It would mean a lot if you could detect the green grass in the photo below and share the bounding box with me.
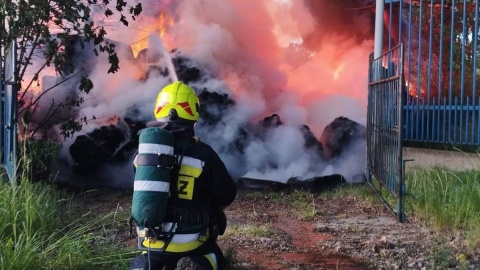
[0,137,136,269]
[238,184,379,221]
[239,189,320,221]
[238,174,480,251]
[406,167,480,248]
[319,183,378,201]
[5,137,480,268]
[223,224,275,238]
[0,177,135,270]
[361,166,480,249]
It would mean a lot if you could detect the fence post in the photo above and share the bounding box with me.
[374,0,385,59]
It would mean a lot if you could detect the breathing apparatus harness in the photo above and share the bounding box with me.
[134,145,186,250]
[129,132,207,251]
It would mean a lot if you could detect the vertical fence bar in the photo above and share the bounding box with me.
[367,54,372,179]
[443,97,447,143]
[437,97,441,142]
[427,0,434,141]
[375,0,385,58]
[438,0,445,142]
[0,41,3,162]
[437,97,440,142]
[454,96,458,143]
[472,0,479,144]
[10,84,17,183]
[478,97,480,144]
[466,96,470,144]
[399,0,403,44]
[417,0,424,141]
[459,0,467,144]
[407,1,414,140]
[432,97,436,141]
[400,0,407,142]
[438,0,445,102]
[448,0,456,143]
[3,40,18,185]
[389,0,393,50]
[397,44,405,222]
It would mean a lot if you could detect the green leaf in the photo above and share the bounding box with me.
[4,0,142,138]
[94,28,107,45]
[104,8,113,17]
[60,118,83,139]
[119,14,128,26]
[107,53,120,73]
[79,77,94,94]
[116,0,127,12]
[131,3,142,16]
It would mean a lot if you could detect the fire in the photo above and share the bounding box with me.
[405,81,427,98]
[130,10,174,58]
[21,68,59,96]
[130,42,147,58]
[24,81,42,95]
[157,10,174,37]
[20,0,379,188]
[333,62,345,80]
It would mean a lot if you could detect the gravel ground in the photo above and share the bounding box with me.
[72,187,479,270]
[218,189,480,270]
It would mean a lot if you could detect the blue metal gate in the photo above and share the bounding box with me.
[1,41,18,185]
[367,44,406,222]
[383,0,480,146]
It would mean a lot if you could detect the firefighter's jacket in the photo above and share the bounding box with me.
[137,136,237,253]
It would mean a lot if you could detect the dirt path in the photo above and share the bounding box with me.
[218,189,479,270]
[220,192,376,269]
[75,188,479,269]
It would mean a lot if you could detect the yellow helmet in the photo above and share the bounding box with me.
[154,81,200,123]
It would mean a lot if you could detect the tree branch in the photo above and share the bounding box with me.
[18,68,87,116]
[29,99,66,137]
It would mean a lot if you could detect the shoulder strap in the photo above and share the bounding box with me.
[170,137,198,219]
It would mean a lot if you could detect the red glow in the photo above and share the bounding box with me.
[68,0,375,136]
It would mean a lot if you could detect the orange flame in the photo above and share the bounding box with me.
[130,10,174,58]
[332,62,345,80]
[157,10,174,37]
[405,80,428,98]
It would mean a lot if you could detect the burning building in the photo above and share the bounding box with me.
[33,0,376,188]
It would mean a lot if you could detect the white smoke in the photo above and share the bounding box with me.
[44,0,373,186]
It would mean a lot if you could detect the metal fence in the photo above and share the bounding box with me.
[367,44,406,222]
[385,0,480,145]
[1,41,18,185]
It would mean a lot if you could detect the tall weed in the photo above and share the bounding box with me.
[407,167,480,248]
[0,178,135,270]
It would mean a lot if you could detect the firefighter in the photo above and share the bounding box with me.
[130,81,237,270]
